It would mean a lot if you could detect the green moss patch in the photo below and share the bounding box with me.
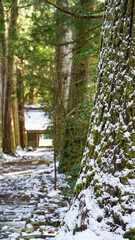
[123,229,135,240]
[120,176,128,185]
[97,216,103,222]
[75,183,85,195]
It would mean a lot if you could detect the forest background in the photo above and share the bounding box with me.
[0,0,104,191]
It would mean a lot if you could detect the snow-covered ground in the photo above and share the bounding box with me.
[1,147,53,163]
[0,148,71,240]
[55,228,126,240]
[0,148,133,240]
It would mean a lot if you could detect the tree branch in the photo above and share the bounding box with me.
[63,31,101,58]
[57,24,102,46]
[44,0,103,19]
[17,4,33,9]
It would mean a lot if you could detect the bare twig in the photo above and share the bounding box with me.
[71,115,89,124]
[67,107,76,117]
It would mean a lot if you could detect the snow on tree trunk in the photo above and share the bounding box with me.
[55,0,135,239]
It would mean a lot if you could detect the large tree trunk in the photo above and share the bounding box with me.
[55,0,72,153]
[56,0,135,238]
[2,0,20,154]
[55,0,72,108]
[68,0,94,110]
[60,0,95,173]
[11,63,20,148]
[0,0,6,153]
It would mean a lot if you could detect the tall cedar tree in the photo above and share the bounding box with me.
[55,0,72,154]
[56,0,135,238]
[59,0,97,175]
[0,62,2,153]
[0,0,6,153]
[2,0,20,154]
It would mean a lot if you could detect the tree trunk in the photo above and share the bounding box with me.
[0,0,6,153]
[68,0,94,110]
[0,62,2,153]
[2,0,19,154]
[54,87,57,190]
[11,63,20,148]
[55,0,72,108]
[55,0,72,153]
[29,85,35,105]
[56,0,135,238]
[17,68,26,149]
[60,0,95,173]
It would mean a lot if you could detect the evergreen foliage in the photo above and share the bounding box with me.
[0,0,103,181]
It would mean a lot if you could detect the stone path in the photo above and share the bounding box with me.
[0,148,71,240]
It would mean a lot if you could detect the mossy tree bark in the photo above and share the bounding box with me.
[58,0,135,237]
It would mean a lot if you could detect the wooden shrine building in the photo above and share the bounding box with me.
[24,105,52,147]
